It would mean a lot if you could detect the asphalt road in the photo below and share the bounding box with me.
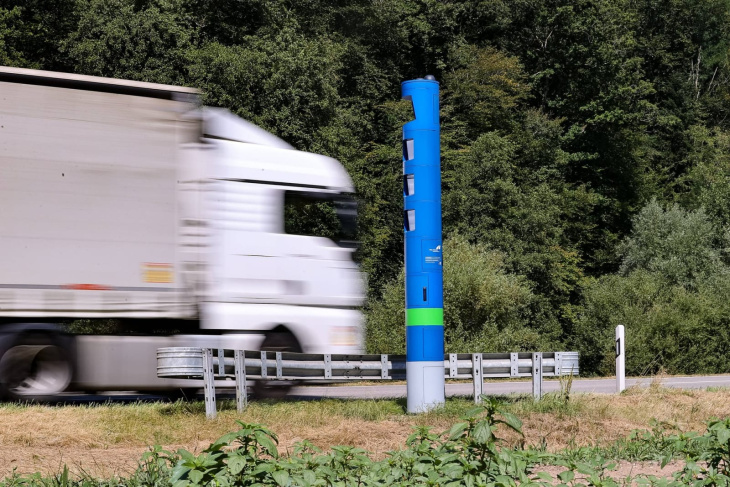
[288,374,730,400]
[24,374,730,404]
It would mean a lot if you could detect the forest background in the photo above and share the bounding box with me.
[3,0,730,377]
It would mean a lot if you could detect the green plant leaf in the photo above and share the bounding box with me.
[255,430,279,458]
[715,426,730,445]
[558,470,574,482]
[495,474,515,486]
[178,449,196,463]
[447,422,469,440]
[188,469,204,485]
[209,432,237,452]
[472,420,493,445]
[576,463,595,475]
[303,470,316,484]
[463,407,484,419]
[500,412,523,434]
[171,465,192,483]
[272,470,290,486]
[228,455,246,475]
[252,463,275,475]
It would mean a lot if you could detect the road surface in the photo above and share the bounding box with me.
[30,375,730,404]
[288,375,730,400]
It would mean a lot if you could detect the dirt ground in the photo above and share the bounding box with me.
[538,461,686,482]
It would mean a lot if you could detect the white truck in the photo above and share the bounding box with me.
[0,66,365,399]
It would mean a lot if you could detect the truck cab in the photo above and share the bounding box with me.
[180,108,365,354]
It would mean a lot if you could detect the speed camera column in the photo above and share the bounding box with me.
[402,76,445,413]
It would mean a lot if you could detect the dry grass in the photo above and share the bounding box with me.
[510,385,730,450]
[1,386,730,478]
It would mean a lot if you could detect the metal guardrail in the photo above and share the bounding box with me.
[157,348,579,419]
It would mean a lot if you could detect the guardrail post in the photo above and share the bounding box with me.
[260,351,268,379]
[217,348,225,376]
[275,352,283,379]
[449,354,458,378]
[531,352,543,400]
[510,352,519,378]
[324,354,332,379]
[234,350,247,412]
[472,353,483,403]
[202,348,217,419]
[381,355,388,379]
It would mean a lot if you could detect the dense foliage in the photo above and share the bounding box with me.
[3,0,730,375]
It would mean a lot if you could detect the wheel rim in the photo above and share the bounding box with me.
[0,345,72,396]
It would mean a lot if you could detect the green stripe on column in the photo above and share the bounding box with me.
[406,308,443,326]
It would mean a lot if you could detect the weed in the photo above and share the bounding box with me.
[558,364,576,403]
[706,387,730,393]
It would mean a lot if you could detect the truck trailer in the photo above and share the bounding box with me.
[0,66,365,399]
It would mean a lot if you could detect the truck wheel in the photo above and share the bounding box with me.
[253,331,301,400]
[0,333,73,400]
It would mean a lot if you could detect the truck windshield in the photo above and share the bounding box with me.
[284,191,358,248]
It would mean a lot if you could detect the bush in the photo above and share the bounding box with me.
[619,200,726,288]
[574,200,730,376]
[366,235,561,354]
[575,271,730,375]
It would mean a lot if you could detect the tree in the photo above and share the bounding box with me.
[186,28,344,151]
[62,0,195,85]
[619,200,725,288]
[0,0,79,70]
[681,126,730,231]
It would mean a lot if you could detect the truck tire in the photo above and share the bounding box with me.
[252,331,301,400]
[0,332,73,400]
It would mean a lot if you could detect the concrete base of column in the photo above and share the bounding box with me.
[407,360,445,413]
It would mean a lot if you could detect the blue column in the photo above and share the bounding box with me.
[402,76,445,412]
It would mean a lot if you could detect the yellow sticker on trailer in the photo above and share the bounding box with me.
[142,263,173,283]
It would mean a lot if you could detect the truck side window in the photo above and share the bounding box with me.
[284,191,357,247]
[284,191,340,239]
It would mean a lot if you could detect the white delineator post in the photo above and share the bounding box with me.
[616,325,625,393]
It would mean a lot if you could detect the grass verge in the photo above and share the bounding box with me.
[1,386,730,479]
